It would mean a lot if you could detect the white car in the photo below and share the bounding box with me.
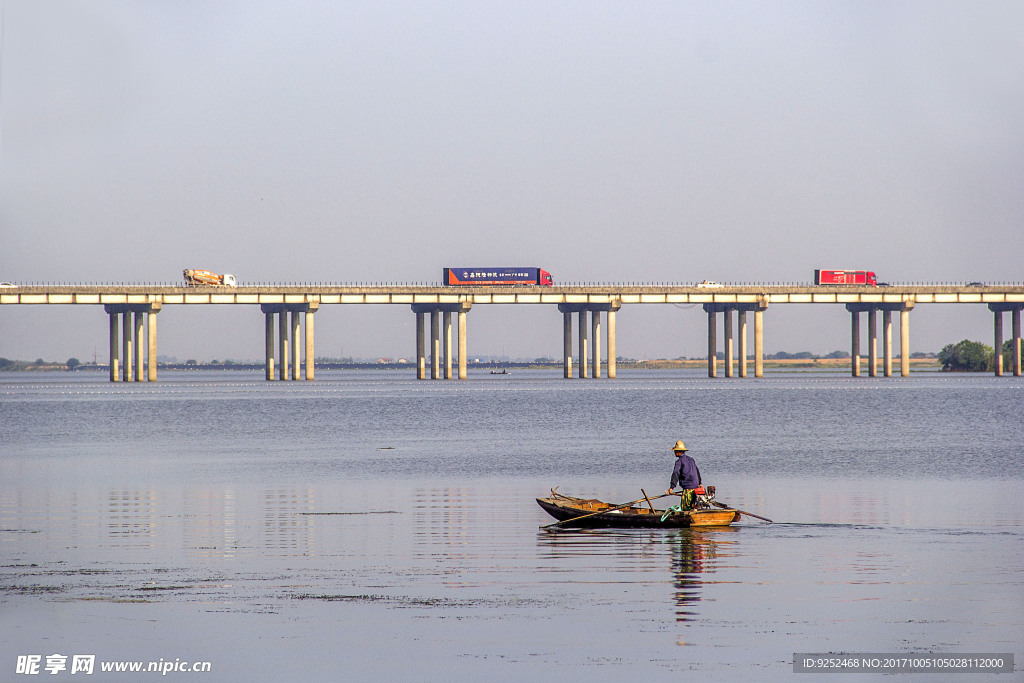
[696,280,722,288]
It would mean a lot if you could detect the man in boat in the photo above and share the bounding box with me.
[665,440,701,510]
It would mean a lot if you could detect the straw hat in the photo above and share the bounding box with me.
[671,440,688,452]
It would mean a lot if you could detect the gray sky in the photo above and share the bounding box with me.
[2,1,1022,363]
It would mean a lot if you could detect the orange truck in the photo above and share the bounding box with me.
[183,269,237,287]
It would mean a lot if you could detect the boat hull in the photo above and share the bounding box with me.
[537,495,740,529]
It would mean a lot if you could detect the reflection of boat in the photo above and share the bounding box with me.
[537,491,739,529]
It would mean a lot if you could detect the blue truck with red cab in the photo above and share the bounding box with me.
[443,268,553,286]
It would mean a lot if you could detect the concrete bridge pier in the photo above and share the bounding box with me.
[278,312,289,380]
[1016,309,1023,377]
[261,303,318,381]
[989,303,1024,376]
[850,307,861,377]
[578,310,589,378]
[882,302,915,377]
[558,302,620,379]
[724,309,734,378]
[122,313,134,382]
[415,311,425,379]
[562,311,573,378]
[108,309,119,381]
[264,313,275,380]
[412,302,471,379]
[443,311,453,380]
[883,310,893,377]
[607,307,617,379]
[738,310,748,378]
[703,301,768,378]
[847,302,914,377]
[105,303,160,382]
[868,309,878,377]
[754,309,764,378]
[706,306,717,377]
[431,310,441,380]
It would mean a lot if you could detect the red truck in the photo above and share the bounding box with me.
[814,269,877,287]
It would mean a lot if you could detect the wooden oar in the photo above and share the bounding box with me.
[712,500,773,524]
[541,492,674,529]
[640,489,655,512]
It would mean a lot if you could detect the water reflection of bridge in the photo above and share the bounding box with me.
[4,283,1022,381]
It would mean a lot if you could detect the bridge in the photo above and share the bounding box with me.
[3,283,1022,381]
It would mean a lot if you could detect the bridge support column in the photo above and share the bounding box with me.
[900,307,911,377]
[105,304,159,382]
[415,312,425,379]
[868,309,878,377]
[850,309,861,377]
[848,301,913,378]
[724,309,734,378]
[412,302,471,380]
[578,310,589,378]
[305,308,315,381]
[278,310,290,380]
[706,307,717,378]
[994,306,1004,377]
[1014,309,1022,377]
[147,306,159,382]
[877,310,889,373]
[431,310,441,380]
[558,302,620,379]
[122,312,134,382]
[458,308,468,380]
[562,311,573,378]
[134,313,144,381]
[754,309,764,378]
[261,302,317,381]
[988,304,1024,377]
[443,311,453,380]
[704,301,766,379]
[108,310,120,382]
[290,312,301,381]
[607,308,617,379]
[265,311,276,380]
[738,310,748,378]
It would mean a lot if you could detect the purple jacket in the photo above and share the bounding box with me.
[669,453,701,490]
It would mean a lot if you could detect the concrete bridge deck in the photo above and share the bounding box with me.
[3,283,1022,381]
[4,283,1024,306]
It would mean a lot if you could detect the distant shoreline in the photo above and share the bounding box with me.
[3,358,943,372]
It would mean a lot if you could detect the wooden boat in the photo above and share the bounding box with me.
[537,491,740,529]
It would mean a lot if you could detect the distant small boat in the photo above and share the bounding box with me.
[537,491,740,529]
[490,369,510,375]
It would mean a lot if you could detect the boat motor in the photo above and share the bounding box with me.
[693,485,715,510]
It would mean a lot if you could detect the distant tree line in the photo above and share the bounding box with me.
[766,350,848,360]
[1,357,81,371]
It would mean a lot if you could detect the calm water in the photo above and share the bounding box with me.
[1,370,1022,680]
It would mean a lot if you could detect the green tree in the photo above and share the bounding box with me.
[937,340,992,372]
[66,358,81,371]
